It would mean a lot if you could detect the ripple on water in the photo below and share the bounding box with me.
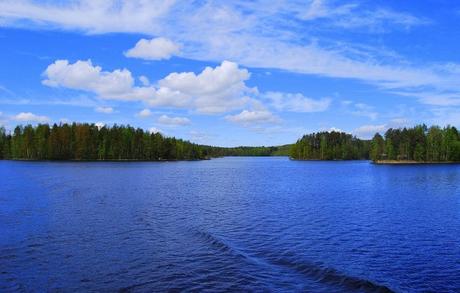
[0,158,459,292]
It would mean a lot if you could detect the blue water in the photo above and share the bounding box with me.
[0,157,459,292]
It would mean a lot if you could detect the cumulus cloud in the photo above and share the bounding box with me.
[42,59,154,101]
[125,37,180,60]
[42,59,254,114]
[4,1,459,108]
[137,108,152,118]
[139,75,150,86]
[94,106,113,113]
[225,110,280,126]
[264,91,331,112]
[12,112,50,123]
[158,60,255,113]
[157,114,191,126]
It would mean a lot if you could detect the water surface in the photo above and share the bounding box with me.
[1,157,459,292]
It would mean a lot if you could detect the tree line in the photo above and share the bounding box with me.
[204,144,291,157]
[370,125,460,162]
[0,124,208,161]
[2,123,460,162]
[0,123,290,161]
[290,131,370,160]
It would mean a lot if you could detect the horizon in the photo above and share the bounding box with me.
[5,121,459,149]
[1,1,460,147]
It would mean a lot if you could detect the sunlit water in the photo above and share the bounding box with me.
[1,157,459,292]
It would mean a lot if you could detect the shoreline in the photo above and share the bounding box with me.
[1,158,211,162]
[373,160,460,165]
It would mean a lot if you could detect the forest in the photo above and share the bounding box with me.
[370,125,460,162]
[205,144,291,157]
[290,131,370,160]
[0,123,289,161]
[2,123,460,162]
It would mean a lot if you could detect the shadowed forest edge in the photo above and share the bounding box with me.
[1,124,460,163]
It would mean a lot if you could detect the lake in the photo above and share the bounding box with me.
[1,157,459,292]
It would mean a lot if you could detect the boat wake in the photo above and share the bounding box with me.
[195,229,395,292]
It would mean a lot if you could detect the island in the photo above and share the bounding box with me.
[288,125,460,164]
[290,131,370,160]
[370,125,460,164]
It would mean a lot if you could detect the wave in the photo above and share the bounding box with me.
[194,230,240,256]
[270,257,394,293]
[195,229,395,292]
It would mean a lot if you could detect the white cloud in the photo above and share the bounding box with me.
[263,1,429,31]
[0,0,174,34]
[42,59,153,101]
[225,110,280,126]
[188,130,212,143]
[344,102,379,120]
[392,90,460,107]
[125,37,180,60]
[137,108,152,118]
[354,124,386,138]
[149,127,163,134]
[158,60,255,113]
[354,118,410,138]
[95,122,105,129]
[331,8,429,31]
[157,114,191,126]
[264,91,331,112]
[42,59,254,114]
[94,106,113,113]
[12,112,50,123]
[0,112,5,127]
[298,0,357,21]
[0,85,14,96]
[429,108,460,126]
[6,1,460,113]
[329,127,343,132]
[139,75,150,86]
[1,0,447,100]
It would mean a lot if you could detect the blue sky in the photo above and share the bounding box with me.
[1,0,460,146]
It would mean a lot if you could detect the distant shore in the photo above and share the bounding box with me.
[373,160,460,165]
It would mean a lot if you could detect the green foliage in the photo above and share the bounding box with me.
[203,145,291,157]
[0,123,291,161]
[370,124,460,162]
[290,131,370,160]
[6,123,459,162]
[0,127,11,159]
[3,123,206,161]
[370,133,385,161]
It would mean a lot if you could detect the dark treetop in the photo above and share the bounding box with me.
[290,131,370,160]
[2,123,460,162]
[0,123,289,161]
[370,125,460,163]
